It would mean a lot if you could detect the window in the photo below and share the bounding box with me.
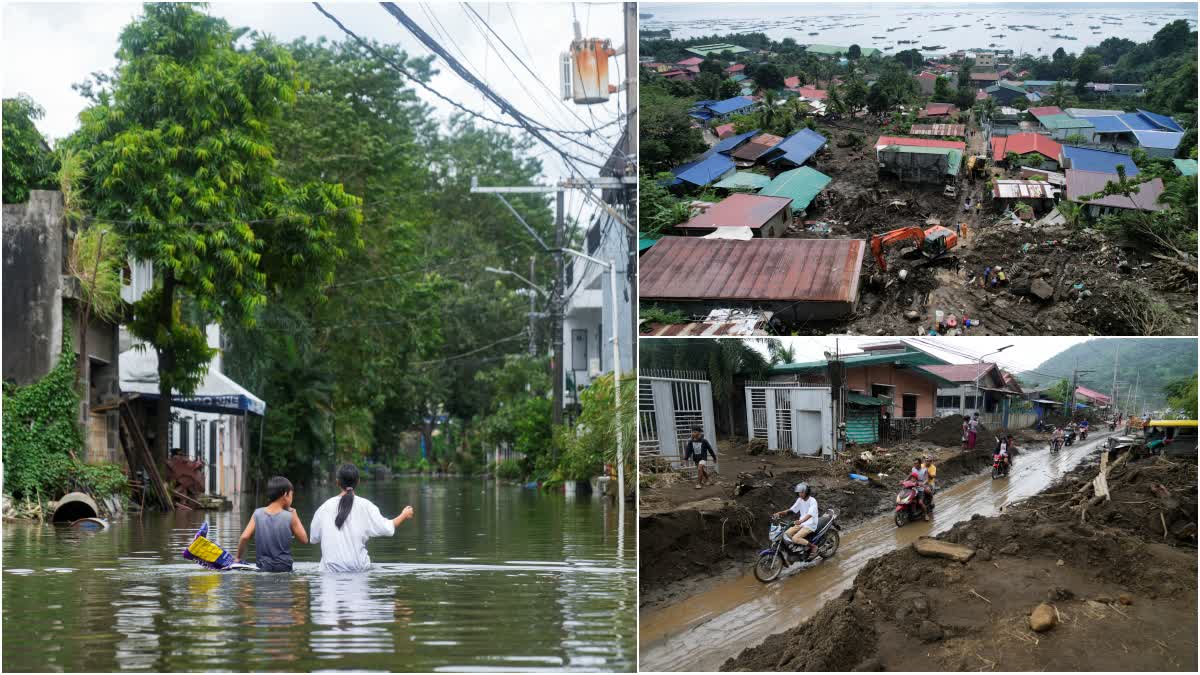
[936,395,960,409]
[964,395,978,409]
[902,394,918,418]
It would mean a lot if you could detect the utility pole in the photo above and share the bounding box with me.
[528,256,538,356]
[1110,343,1119,417]
[1069,357,1095,416]
[553,191,565,427]
[623,1,639,375]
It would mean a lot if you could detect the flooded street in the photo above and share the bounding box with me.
[639,432,1113,672]
[3,478,635,672]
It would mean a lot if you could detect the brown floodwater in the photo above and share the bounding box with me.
[3,478,635,672]
[639,432,1113,672]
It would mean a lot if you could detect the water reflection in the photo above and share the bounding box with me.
[3,479,634,672]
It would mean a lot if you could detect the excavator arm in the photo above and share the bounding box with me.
[869,227,927,273]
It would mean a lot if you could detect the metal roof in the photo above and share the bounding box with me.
[1028,105,1066,118]
[707,96,755,115]
[1075,386,1111,403]
[640,309,772,336]
[990,133,1062,162]
[847,393,888,406]
[1063,107,1125,117]
[639,236,865,304]
[878,146,963,175]
[677,57,704,66]
[713,171,773,191]
[784,76,801,89]
[1174,159,1198,176]
[1061,146,1140,175]
[758,166,832,211]
[917,362,1001,384]
[713,128,760,154]
[1132,130,1183,150]
[875,136,966,150]
[1066,170,1163,211]
[677,193,792,230]
[686,43,750,56]
[732,133,784,161]
[770,350,948,376]
[992,180,1060,199]
[765,128,827,167]
[1081,115,1132,133]
[1039,114,1095,131]
[922,103,958,116]
[670,153,735,187]
[1137,109,1185,133]
[909,124,967,137]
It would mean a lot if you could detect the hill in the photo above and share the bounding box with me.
[1028,338,1197,409]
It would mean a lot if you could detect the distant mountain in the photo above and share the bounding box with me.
[1027,339,1197,410]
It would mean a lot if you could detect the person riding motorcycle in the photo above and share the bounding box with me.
[1078,418,1089,439]
[1051,426,1064,450]
[907,459,931,521]
[994,435,1014,473]
[773,483,819,558]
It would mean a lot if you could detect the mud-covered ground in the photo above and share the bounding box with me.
[638,422,1012,610]
[722,451,1198,672]
[772,119,1197,337]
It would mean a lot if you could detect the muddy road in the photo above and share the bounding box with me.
[638,431,1114,672]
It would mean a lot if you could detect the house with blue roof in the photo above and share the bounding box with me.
[668,152,735,189]
[762,128,828,169]
[689,96,755,127]
[1059,145,1140,176]
[713,129,759,155]
[1067,109,1186,158]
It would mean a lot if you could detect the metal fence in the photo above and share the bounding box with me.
[639,370,718,476]
[744,384,833,456]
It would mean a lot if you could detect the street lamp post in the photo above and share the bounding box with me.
[561,248,624,508]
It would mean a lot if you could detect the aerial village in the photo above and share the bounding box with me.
[638,22,1198,337]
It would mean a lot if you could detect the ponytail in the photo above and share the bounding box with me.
[334,463,359,530]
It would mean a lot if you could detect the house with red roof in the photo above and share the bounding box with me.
[796,86,828,100]
[725,63,746,74]
[915,71,939,95]
[1075,386,1112,408]
[991,133,1063,170]
[784,75,801,89]
[918,362,1021,418]
[677,56,704,67]
[921,102,959,118]
[715,123,736,139]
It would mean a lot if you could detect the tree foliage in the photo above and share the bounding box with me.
[2,95,58,204]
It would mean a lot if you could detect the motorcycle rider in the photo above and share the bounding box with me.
[773,483,819,559]
[909,458,932,520]
[1051,425,1064,450]
[995,435,1013,473]
[1079,418,1089,438]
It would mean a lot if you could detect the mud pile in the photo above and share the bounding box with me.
[915,414,988,446]
[723,453,1198,672]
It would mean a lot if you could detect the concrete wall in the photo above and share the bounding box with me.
[3,191,65,384]
[845,365,936,418]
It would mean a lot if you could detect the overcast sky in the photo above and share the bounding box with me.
[2,1,628,224]
[749,336,1102,382]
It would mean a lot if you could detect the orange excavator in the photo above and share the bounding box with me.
[868,226,959,273]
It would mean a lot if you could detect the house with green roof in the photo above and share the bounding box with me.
[1173,158,1197,177]
[758,166,832,215]
[805,44,880,58]
[685,43,750,57]
[878,145,963,183]
[713,171,773,192]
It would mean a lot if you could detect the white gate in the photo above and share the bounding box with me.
[745,385,834,456]
[639,370,718,472]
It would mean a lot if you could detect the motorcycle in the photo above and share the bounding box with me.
[754,511,841,583]
[894,479,934,527]
[1064,429,1076,447]
[991,453,1011,479]
[1108,420,1117,432]
[1050,437,1062,453]
[1079,426,1089,440]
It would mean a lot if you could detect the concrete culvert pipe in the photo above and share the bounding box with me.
[51,492,99,523]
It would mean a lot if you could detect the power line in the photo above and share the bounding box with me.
[311,2,611,140]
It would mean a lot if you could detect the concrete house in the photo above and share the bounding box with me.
[923,362,1020,420]
[674,193,792,238]
[875,136,966,183]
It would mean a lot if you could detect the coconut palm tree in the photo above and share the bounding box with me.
[760,90,779,131]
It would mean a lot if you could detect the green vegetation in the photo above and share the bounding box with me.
[1031,338,1198,410]
[639,306,689,325]
[640,339,778,435]
[1164,378,1198,418]
[2,95,59,204]
[2,330,127,501]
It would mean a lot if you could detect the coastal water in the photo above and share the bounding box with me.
[2,478,635,672]
[641,2,1197,58]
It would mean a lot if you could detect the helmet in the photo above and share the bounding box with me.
[794,482,808,495]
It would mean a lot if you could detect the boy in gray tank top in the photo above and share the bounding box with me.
[236,476,309,572]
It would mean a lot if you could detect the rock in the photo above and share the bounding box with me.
[918,620,944,642]
[913,537,976,563]
[976,548,992,561]
[1118,592,1134,606]
[904,310,920,321]
[999,542,1021,555]
[903,566,923,582]
[1030,278,1054,301]
[1056,559,1065,566]
[1047,586,1074,601]
[1095,594,1115,604]
[1029,603,1058,632]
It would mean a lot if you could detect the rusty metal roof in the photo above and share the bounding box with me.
[640,310,773,336]
[731,133,784,161]
[909,123,966,137]
[677,193,792,230]
[639,237,866,303]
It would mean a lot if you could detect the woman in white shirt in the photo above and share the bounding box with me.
[310,464,415,572]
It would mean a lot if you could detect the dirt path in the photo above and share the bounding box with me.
[639,430,1134,671]
[716,442,1197,672]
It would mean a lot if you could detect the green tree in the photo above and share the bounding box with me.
[718,78,741,99]
[847,44,862,60]
[759,89,780,130]
[66,4,362,466]
[843,74,868,114]
[1164,377,1198,417]
[641,80,706,173]
[1150,19,1192,58]
[2,95,58,204]
[1073,53,1102,93]
[754,63,786,90]
[933,75,952,102]
[699,58,724,76]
